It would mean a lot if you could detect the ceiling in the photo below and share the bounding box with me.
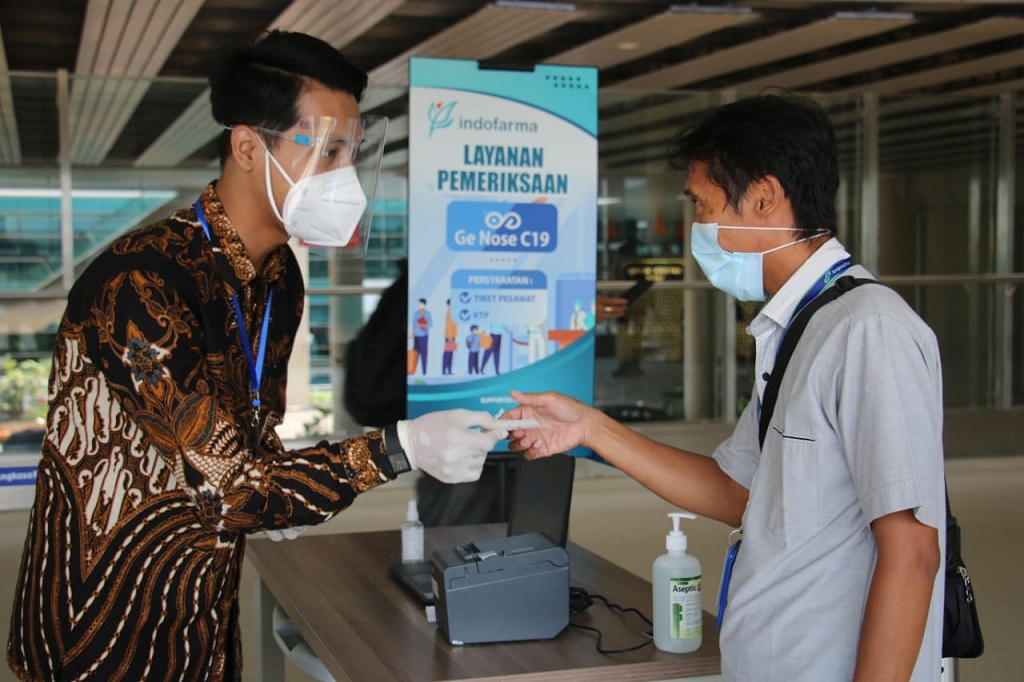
[0,0,1021,176]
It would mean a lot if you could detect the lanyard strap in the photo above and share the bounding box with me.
[759,257,854,421]
[773,257,853,359]
[194,200,274,425]
[792,256,853,324]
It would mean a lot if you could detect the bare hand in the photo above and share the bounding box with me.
[596,295,628,322]
[502,390,590,458]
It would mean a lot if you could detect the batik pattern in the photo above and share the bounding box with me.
[8,184,392,681]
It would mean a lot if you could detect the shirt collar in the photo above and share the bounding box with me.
[196,183,288,290]
[758,237,851,330]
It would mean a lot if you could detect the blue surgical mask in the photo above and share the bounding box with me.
[690,222,823,301]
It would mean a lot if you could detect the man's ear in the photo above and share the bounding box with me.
[229,126,262,172]
[752,175,785,217]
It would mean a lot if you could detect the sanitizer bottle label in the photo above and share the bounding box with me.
[669,576,702,638]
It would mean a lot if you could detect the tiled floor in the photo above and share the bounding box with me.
[1,421,1020,681]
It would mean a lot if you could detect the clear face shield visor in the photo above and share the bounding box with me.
[256,114,388,256]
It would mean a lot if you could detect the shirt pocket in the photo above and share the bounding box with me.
[775,429,821,546]
[749,428,821,547]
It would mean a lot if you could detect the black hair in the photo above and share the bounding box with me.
[209,30,369,164]
[668,94,838,237]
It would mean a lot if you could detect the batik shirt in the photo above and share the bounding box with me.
[8,184,394,682]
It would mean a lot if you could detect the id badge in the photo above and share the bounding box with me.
[716,529,742,629]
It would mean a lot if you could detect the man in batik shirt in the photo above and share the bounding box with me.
[8,31,505,681]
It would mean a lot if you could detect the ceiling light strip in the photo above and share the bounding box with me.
[613,13,915,90]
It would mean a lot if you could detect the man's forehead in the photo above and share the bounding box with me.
[295,87,361,125]
[684,162,720,194]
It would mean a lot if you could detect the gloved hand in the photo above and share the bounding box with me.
[263,526,310,541]
[397,409,507,484]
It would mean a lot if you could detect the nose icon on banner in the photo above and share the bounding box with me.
[484,211,522,231]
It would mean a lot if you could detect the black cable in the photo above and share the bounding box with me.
[589,593,653,627]
[567,586,653,654]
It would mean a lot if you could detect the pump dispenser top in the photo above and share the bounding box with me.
[666,511,695,552]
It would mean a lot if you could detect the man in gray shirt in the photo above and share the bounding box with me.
[502,95,944,681]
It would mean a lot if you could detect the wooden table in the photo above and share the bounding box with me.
[247,524,720,681]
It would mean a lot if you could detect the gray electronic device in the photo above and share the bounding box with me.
[431,531,570,645]
[389,454,575,612]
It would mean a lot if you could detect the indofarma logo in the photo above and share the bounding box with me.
[427,100,538,137]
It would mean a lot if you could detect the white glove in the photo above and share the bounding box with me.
[263,526,310,541]
[397,409,507,484]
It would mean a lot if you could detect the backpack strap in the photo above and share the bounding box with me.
[757,275,881,448]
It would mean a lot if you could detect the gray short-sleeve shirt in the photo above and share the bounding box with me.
[713,240,945,681]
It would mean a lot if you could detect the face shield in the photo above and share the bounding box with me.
[257,114,388,256]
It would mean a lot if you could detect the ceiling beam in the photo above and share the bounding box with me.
[269,0,406,49]
[611,11,916,91]
[370,1,581,87]
[732,17,1024,94]
[956,78,1024,96]
[843,47,1024,94]
[70,0,204,165]
[0,24,21,165]
[135,0,403,168]
[547,5,757,70]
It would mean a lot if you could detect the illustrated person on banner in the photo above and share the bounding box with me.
[443,297,458,375]
[466,325,481,374]
[480,323,505,375]
[412,297,432,374]
[503,94,945,682]
[7,31,509,682]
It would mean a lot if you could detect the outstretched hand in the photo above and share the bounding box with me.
[502,390,590,459]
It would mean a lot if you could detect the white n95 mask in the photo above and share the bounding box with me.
[266,155,367,247]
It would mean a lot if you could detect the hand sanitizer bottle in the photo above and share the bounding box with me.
[401,499,424,563]
[653,511,702,653]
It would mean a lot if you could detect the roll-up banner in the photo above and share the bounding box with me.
[407,57,597,454]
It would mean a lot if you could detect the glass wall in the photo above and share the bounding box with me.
[0,72,1020,454]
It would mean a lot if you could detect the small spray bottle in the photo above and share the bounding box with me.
[401,499,424,563]
[653,511,702,653]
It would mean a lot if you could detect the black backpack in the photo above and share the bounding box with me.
[343,259,408,427]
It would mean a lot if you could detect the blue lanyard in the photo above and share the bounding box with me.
[757,257,852,419]
[791,257,853,323]
[194,200,274,427]
[776,257,853,356]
